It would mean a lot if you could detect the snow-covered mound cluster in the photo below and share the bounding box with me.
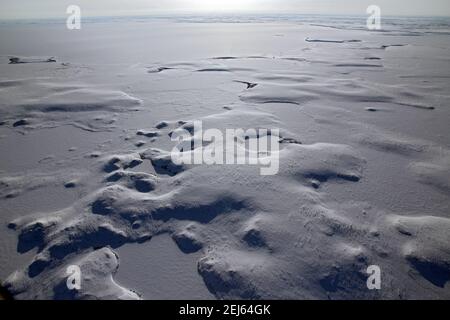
[4,106,450,299]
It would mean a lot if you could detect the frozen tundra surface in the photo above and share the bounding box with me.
[0,16,449,299]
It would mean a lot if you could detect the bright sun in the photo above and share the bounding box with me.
[192,0,258,12]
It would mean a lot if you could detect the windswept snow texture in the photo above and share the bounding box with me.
[0,16,450,300]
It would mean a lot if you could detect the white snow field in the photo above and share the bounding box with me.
[0,15,449,299]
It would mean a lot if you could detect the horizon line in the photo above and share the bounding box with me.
[1,12,450,23]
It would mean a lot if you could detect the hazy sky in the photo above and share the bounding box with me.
[0,0,449,19]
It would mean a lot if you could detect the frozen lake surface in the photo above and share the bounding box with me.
[0,15,449,299]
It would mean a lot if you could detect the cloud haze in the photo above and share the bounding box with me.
[0,0,449,19]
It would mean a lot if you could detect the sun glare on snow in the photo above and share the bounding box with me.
[191,0,259,12]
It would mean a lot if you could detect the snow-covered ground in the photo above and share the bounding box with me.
[0,15,449,299]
